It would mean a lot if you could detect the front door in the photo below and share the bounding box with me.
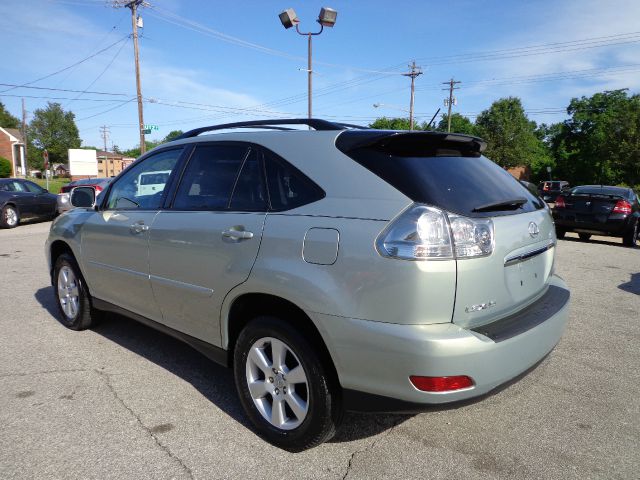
[148,144,267,345]
[81,148,184,321]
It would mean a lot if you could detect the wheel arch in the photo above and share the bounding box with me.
[224,292,340,385]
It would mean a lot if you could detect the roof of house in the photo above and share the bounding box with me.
[0,128,24,143]
[96,150,124,159]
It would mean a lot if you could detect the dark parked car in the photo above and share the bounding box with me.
[553,185,640,247]
[539,180,570,202]
[0,178,58,228]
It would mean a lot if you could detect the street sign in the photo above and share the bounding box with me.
[144,124,159,131]
[143,129,152,135]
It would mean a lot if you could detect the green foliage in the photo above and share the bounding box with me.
[551,89,640,187]
[475,97,549,169]
[369,117,425,130]
[27,102,81,170]
[434,113,477,135]
[0,102,20,128]
[0,156,11,178]
[121,140,161,159]
[163,130,184,143]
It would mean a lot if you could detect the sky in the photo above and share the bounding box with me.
[1,0,639,151]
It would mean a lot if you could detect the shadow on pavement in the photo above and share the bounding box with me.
[559,236,625,248]
[618,273,640,295]
[34,286,413,443]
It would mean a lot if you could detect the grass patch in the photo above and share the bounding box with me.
[29,177,71,194]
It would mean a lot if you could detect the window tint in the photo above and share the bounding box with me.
[229,149,267,211]
[341,148,544,217]
[106,148,182,210]
[263,150,324,211]
[5,181,26,192]
[24,181,45,193]
[173,144,248,211]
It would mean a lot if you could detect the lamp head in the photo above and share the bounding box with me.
[279,8,299,29]
[318,7,337,27]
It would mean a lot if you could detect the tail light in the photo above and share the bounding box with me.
[376,204,494,261]
[543,183,550,191]
[94,185,103,193]
[554,196,566,208]
[410,375,474,392]
[612,200,632,214]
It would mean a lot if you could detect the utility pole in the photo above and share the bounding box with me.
[113,0,148,154]
[402,61,423,130]
[21,98,27,176]
[100,125,111,177]
[442,78,461,132]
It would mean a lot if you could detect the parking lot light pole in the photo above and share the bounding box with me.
[279,7,337,119]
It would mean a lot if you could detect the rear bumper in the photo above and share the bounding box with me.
[310,275,570,411]
[553,211,631,235]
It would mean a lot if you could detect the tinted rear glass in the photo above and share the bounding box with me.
[571,186,629,197]
[341,148,544,217]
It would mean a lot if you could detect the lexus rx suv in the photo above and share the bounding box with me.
[45,119,570,450]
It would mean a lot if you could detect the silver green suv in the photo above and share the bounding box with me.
[46,119,570,450]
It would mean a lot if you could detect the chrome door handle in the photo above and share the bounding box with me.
[222,228,254,241]
[130,222,149,234]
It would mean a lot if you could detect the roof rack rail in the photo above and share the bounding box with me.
[175,118,368,139]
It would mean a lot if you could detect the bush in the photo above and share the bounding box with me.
[0,156,11,178]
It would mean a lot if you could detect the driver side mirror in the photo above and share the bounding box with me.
[70,186,96,208]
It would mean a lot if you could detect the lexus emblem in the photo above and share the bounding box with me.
[528,222,540,237]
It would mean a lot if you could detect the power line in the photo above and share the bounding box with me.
[0,35,130,94]
[0,83,129,96]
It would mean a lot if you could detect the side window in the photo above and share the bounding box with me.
[263,150,324,211]
[229,149,267,211]
[24,181,45,193]
[10,181,26,192]
[173,144,248,211]
[106,148,182,210]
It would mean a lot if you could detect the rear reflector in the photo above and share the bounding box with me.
[409,375,474,392]
[612,200,632,214]
[554,196,566,208]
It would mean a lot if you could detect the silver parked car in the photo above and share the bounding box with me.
[45,119,570,450]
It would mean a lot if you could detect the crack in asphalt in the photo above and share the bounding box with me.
[342,418,403,480]
[0,368,88,378]
[95,369,195,480]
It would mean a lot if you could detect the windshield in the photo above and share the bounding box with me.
[340,147,544,217]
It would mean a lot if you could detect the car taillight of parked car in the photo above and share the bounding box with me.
[554,196,566,208]
[612,200,632,214]
[94,185,103,193]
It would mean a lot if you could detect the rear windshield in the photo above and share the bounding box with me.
[341,148,544,217]
[571,186,629,197]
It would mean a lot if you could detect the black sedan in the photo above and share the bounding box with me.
[553,185,640,247]
[0,178,58,228]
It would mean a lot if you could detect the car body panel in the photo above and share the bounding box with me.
[148,210,267,345]
[80,209,163,322]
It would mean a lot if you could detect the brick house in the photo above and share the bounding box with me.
[97,150,135,178]
[0,127,27,177]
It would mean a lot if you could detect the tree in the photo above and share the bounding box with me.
[121,140,161,159]
[552,89,640,187]
[27,102,81,170]
[163,130,184,143]
[435,113,477,135]
[369,117,423,130]
[475,97,549,169]
[0,156,11,178]
[0,102,20,128]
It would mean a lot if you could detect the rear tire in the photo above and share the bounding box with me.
[578,233,591,241]
[623,220,639,248]
[233,316,343,451]
[555,227,566,239]
[0,205,19,229]
[53,253,100,330]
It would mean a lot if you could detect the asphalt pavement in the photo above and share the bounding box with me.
[0,220,638,479]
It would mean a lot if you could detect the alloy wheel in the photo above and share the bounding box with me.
[57,266,80,319]
[4,207,17,226]
[245,336,309,430]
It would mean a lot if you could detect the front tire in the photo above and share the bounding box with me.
[0,205,19,228]
[555,227,566,239]
[233,316,342,451]
[623,220,639,248]
[578,233,591,241]
[53,253,99,330]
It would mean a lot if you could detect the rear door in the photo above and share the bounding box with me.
[148,143,267,346]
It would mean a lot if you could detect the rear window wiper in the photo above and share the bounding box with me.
[472,197,527,212]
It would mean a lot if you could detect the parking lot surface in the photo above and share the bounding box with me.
[1,221,638,479]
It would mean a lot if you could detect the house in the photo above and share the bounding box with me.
[96,150,135,178]
[0,127,27,177]
[53,163,70,177]
[507,165,531,181]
